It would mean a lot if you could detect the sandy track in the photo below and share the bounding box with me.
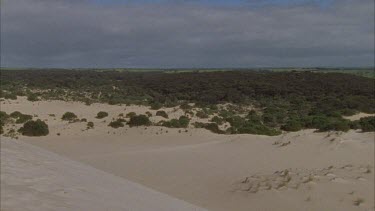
[0,138,207,211]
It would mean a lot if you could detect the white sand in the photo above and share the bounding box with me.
[1,97,374,211]
[0,138,207,211]
[343,112,375,121]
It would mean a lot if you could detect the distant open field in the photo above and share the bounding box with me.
[2,67,374,78]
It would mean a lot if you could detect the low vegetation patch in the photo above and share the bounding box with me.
[10,111,33,124]
[18,119,49,136]
[281,119,303,132]
[150,102,162,110]
[61,112,78,121]
[3,92,17,100]
[27,93,39,101]
[126,112,136,118]
[160,116,190,128]
[156,110,168,118]
[0,111,10,134]
[87,121,94,129]
[96,111,109,119]
[108,119,126,128]
[210,116,225,125]
[314,117,351,132]
[225,112,282,136]
[128,115,151,127]
[180,103,192,110]
[359,116,375,132]
[1,70,375,135]
[196,110,209,119]
[194,122,224,134]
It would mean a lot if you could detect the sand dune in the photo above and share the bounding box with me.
[1,98,374,211]
[0,138,207,211]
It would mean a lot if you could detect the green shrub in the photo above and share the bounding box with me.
[180,103,192,110]
[162,116,190,128]
[317,118,350,132]
[203,123,223,134]
[3,93,17,100]
[0,125,3,134]
[359,117,375,132]
[87,121,94,129]
[225,127,235,134]
[156,110,168,118]
[18,119,49,136]
[246,111,262,124]
[236,124,282,136]
[262,107,288,127]
[210,116,224,125]
[193,122,223,134]
[208,104,219,111]
[150,102,162,110]
[340,108,358,116]
[108,119,125,128]
[302,115,352,132]
[196,111,209,119]
[0,111,9,121]
[10,111,23,118]
[162,119,180,128]
[14,90,26,96]
[185,110,194,117]
[96,111,109,119]
[226,115,282,136]
[126,112,136,118]
[0,111,9,127]
[226,116,246,128]
[128,115,151,127]
[349,120,361,130]
[178,116,190,128]
[10,111,33,124]
[27,94,39,101]
[303,115,329,129]
[281,119,303,132]
[218,109,235,119]
[16,114,33,124]
[193,122,206,128]
[203,108,215,115]
[332,120,351,132]
[62,112,78,121]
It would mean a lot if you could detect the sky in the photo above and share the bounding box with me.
[0,0,374,68]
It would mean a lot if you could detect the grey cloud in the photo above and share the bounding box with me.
[1,0,374,68]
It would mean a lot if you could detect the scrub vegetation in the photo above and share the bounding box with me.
[18,119,49,136]
[1,69,374,135]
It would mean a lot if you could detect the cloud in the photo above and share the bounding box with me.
[1,0,374,68]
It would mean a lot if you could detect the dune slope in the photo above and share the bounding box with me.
[0,138,207,211]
